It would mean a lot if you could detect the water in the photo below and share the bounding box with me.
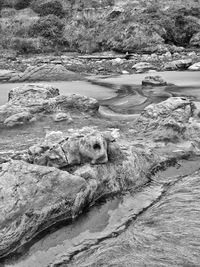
[1,71,200,266]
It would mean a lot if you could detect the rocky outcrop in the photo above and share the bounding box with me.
[163,58,193,70]
[1,96,200,261]
[0,84,99,126]
[0,133,163,258]
[142,76,167,86]
[10,64,82,82]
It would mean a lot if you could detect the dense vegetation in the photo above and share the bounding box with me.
[0,0,200,54]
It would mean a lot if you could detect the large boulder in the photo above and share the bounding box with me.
[10,64,81,82]
[0,70,22,82]
[0,84,99,125]
[135,97,194,141]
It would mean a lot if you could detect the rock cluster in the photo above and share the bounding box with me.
[0,84,99,127]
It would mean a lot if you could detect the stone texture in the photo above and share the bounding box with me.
[27,130,109,167]
[3,111,33,127]
[0,84,99,125]
[142,76,167,86]
[132,62,157,72]
[190,32,200,47]
[163,58,193,70]
[10,64,81,82]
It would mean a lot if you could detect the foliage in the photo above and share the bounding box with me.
[31,0,65,18]
[29,14,64,41]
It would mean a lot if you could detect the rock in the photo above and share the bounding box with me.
[132,62,157,72]
[188,62,200,71]
[163,58,193,70]
[107,7,124,19]
[142,76,167,86]
[53,112,73,122]
[10,64,82,82]
[0,70,21,82]
[8,84,59,106]
[136,97,194,141]
[0,160,87,258]
[0,84,99,124]
[190,32,200,47]
[187,52,197,58]
[3,112,33,127]
[164,51,172,60]
[27,130,109,167]
[122,70,129,74]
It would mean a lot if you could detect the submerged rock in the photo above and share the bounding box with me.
[142,76,167,86]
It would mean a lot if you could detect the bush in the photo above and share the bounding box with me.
[31,0,65,18]
[14,0,32,10]
[29,14,65,43]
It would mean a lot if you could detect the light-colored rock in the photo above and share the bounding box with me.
[28,130,109,167]
[53,112,73,122]
[10,64,82,82]
[0,70,21,81]
[164,51,172,60]
[163,58,193,70]
[0,84,99,124]
[188,62,200,71]
[3,111,33,127]
[142,76,167,86]
[132,62,157,72]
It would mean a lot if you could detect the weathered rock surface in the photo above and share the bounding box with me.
[27,131,109,167]
[10,64,82,82]
[1,96,200,262]
[163,58,193,70]
[0,134,163,258]
[142,76,167,86]
[132,62,157,72]
[0,69,22,82]
[3,111,33,127]
[0,84,99,125]
[188,62,200,71]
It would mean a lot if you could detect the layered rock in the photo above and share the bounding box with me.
[132,62,157,72]
[10,64,82,82]
[0,84,99,126]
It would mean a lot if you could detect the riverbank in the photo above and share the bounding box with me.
[0,50,200,83]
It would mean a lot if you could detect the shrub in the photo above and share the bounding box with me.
[31,0,65,18]
[29,14,65,45]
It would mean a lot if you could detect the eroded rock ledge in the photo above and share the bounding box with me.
[1,87,200,261]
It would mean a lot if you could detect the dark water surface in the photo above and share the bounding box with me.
[1,71,200,267]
